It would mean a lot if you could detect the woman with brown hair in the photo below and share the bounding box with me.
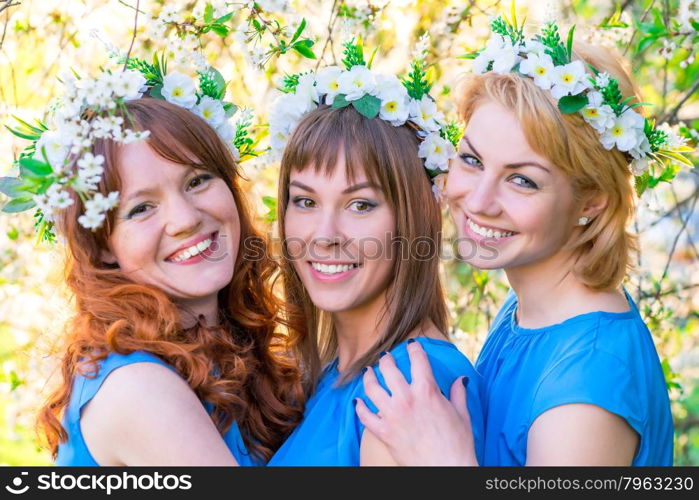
[265,44,485,466]
[355,21,681,465]
[24,82,303,464]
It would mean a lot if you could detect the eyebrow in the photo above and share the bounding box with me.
[462,135,551,174]
[123,166,196,203]
[289,180,381,194]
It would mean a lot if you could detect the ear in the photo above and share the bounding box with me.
[580,191,608,220]
[100,247,119,267]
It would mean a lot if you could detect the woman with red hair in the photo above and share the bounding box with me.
[32,96,303,465]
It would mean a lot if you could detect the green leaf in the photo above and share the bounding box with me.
[292,40,316,59]
[223,102,238,118]
[6,226,19,240]
[352,94,381,119]
[0,177,27,198]
[149,84,164,100]
[332,94,351,109]
[557,94,589,114]
[262,196,277,223]
[19,157,52,177]
[4,125,40,141]
[566,25,576,62]
[204,3,214,23]
[636,35,658,53]
[214,12,233,24]
[2,197,35,213]
[634,172,649,196]
[290,18,306,44]
[209,67,227,98]
[210,24,229,37]
[11,115,46,134]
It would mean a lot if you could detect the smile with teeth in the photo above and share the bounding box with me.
[310,262,360,275]
[467,217,516,239]
[167,234,215,262]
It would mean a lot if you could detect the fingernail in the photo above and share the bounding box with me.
[380,351,388,358]
[407,338,416,344]
[362,367,368,374]
[462,377,470,390]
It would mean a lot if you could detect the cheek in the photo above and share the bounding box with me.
[108,223,159,272]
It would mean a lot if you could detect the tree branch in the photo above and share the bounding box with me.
[660,79,699,123]
[123,0,140,70]
[0,0,19,51]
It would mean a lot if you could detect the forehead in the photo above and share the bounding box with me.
[117,141,192,191]
[464,100,548,163]
[289,158,370,188]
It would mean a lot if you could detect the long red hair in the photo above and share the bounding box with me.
[36,98,303,462]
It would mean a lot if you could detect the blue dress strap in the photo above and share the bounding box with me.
[66,351,178,424]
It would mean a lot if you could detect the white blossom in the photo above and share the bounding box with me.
[409,95,444,133]
[418,132,456,171]
[599,108,646,152]
[114,70,147,100]
[518,53,555,90]
[34,131,69,172]
[581,91,616,132]
[315,66,344,105]
[161,72,198,109]
[471,34,521,75]
[550,60,590,99]
[379,91,410,126]
[46,184,74,210]
[194,96,226,128]
[337,65,376,101]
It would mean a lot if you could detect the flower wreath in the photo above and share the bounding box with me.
[269,39,461,183]
[0,52,257,242]
[464,13,694,194]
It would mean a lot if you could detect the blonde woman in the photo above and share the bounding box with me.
[356,25,678,466]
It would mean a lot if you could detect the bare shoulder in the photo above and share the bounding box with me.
[527,403,639,465]
[81,361,238,466]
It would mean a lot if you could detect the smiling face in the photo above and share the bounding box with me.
[284,159,396,314]
[446,99,581,271]
[104,140,240,315]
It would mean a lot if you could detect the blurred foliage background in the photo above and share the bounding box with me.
[0,0,697,465]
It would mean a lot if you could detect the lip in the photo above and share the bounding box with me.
[462,214,517,243]
[165,231,219,263]
[307,261,361,283]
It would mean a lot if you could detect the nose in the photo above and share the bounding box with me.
[463,174,502,218]
[311,210,346,250]
[164,193,204,237]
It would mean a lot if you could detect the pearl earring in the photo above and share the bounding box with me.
[578,216,591,226]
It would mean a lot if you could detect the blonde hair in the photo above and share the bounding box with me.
[458,43,639,290]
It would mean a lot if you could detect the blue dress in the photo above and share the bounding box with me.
[55,350,259,466]
[476,290,673,466]
[268,337,485,466]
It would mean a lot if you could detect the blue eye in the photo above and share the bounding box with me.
[349,200,377,213]
[459,153,482,167]
[510,175,538,189]
[292,197,316,209]
[188,173,214,190]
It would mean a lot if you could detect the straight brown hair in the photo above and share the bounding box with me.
[277,105,449,390]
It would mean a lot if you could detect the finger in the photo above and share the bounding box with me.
[362,366,392,411]
[354,397,384,438]
[377,351,410,399]
[449,376,473,430]
[407,341,439,391]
